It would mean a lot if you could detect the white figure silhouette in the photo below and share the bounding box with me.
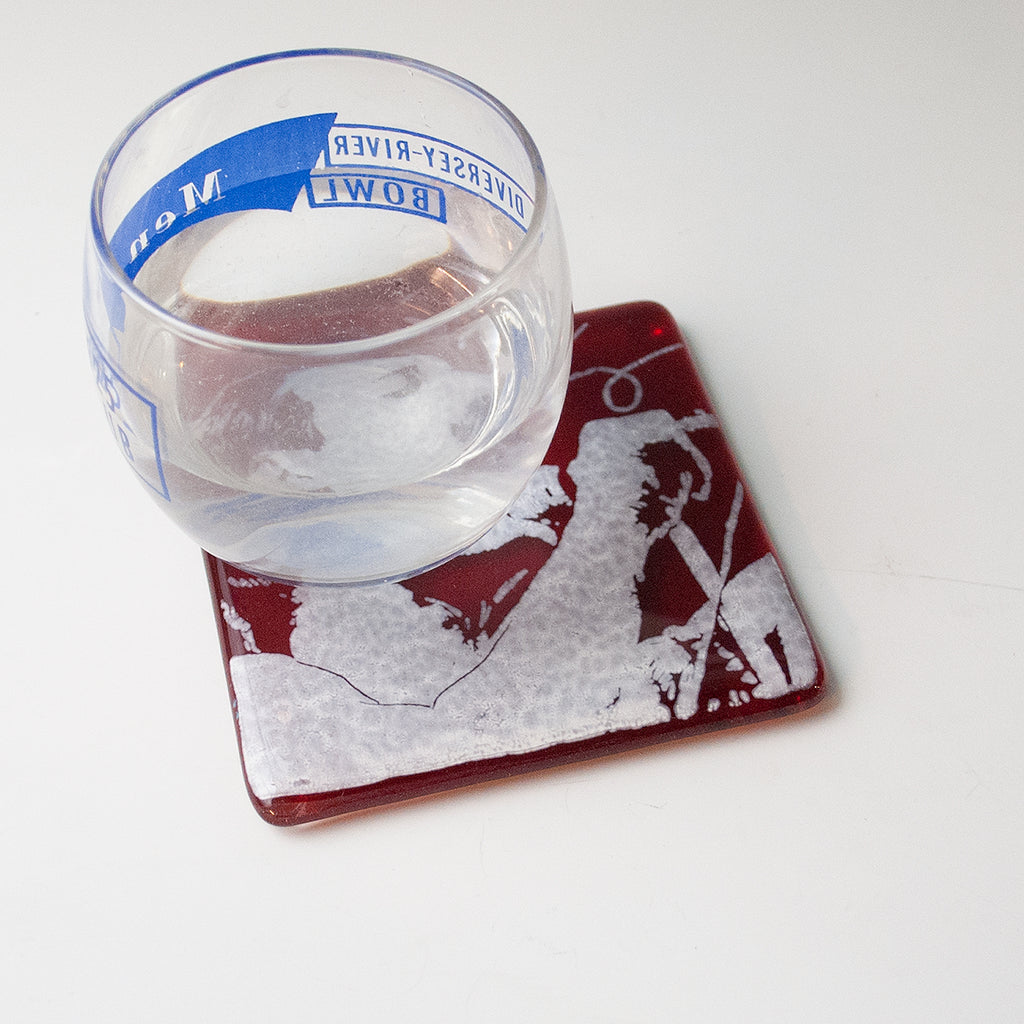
[227,407,816,799]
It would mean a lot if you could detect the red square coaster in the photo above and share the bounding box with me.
[205,302,826,824]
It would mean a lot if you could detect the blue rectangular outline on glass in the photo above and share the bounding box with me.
[89,333,170,501]
[306,170,447,223]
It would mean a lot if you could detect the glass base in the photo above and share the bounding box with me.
[205,302,827,825]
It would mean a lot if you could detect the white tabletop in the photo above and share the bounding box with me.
[3,2,1022,1020]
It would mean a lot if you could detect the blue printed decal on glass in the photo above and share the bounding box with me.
[307,170,446,221]
[89,333,170,501]
[326,124,533,231]
[110,113,337,280]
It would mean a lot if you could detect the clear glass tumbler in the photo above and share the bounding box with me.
[84,49,573,584]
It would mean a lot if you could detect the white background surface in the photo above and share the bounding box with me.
[3,2,1022,1020]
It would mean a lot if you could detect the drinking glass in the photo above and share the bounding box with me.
[84,49,573,584]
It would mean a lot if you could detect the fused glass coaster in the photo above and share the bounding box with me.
[205,302,826,824]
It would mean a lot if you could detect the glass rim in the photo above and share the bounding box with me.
[88,48,553,354]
